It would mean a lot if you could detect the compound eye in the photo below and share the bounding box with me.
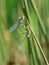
[19,16,23,23]
[19,16,25,23]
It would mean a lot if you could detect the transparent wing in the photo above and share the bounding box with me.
[18,36,27,49]
[9,21,19,32]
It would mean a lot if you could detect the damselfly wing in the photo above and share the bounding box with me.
[9,21,19,32]
[18,36,27,49]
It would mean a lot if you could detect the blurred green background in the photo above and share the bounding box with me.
[0,0,49,65]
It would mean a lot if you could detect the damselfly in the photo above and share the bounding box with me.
[9,16,25,32]
[18,29,31,50]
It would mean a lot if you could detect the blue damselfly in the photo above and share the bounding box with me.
[9,16,25,32]
[18,30,31,50]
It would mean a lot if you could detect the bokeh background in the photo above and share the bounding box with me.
[0,0,49,65]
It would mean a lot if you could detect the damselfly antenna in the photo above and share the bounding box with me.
[9,16,25,32]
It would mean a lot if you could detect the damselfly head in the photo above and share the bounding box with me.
[19,16,25,23]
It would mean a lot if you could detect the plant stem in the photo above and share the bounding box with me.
[26,18,49,65]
